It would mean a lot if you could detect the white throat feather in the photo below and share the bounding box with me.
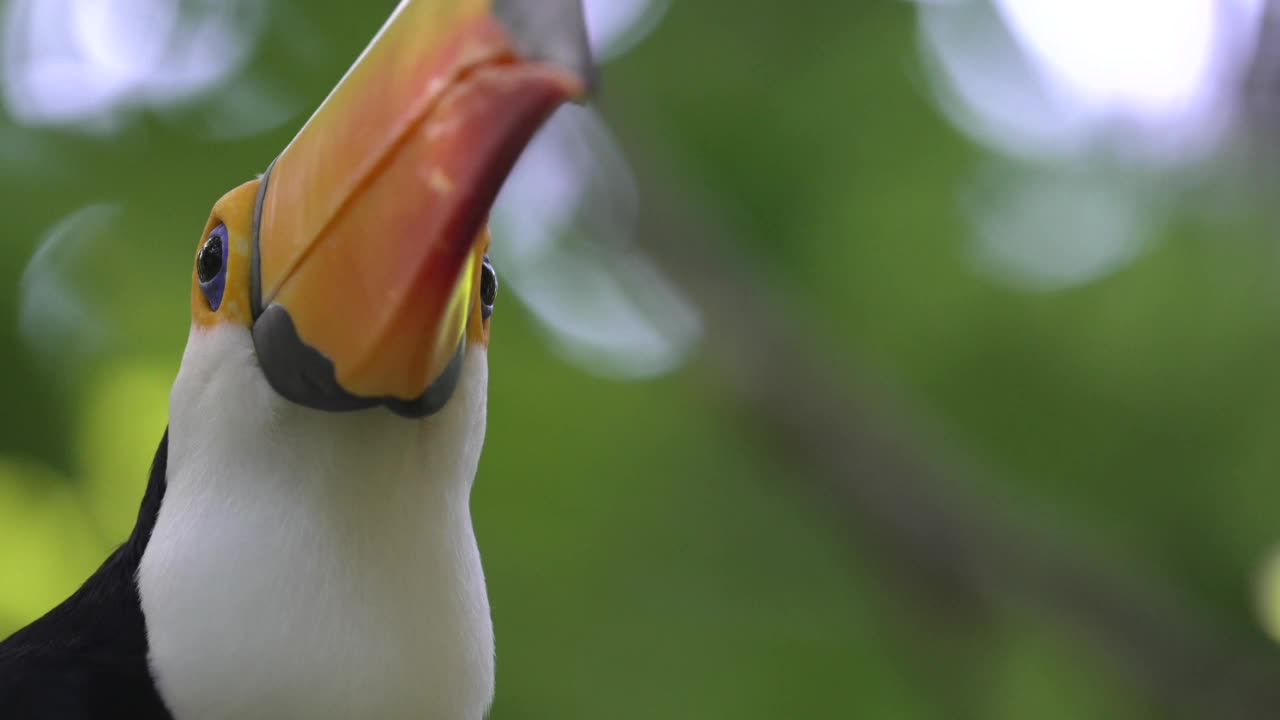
[139,323,494,720]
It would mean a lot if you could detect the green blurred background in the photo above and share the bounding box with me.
[4,0,1280,717]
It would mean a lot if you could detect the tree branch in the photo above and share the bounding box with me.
[607,110,1280,719]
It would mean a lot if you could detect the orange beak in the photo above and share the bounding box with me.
[249,0,591,416]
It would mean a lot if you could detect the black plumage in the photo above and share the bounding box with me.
[0,431,173,719]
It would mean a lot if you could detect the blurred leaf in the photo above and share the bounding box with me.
[0,458,106,633]
[76,361,171,541]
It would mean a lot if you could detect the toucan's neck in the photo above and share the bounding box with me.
[138,324,493,719]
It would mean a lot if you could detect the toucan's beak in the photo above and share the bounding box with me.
[250,0,591,417]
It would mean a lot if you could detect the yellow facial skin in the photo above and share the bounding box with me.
[190,180,258,330]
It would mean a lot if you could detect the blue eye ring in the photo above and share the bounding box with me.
[198,224,228,311]
[480,255,496,321]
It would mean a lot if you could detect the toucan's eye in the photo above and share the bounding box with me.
[480,255,497,321]
[198,224,228,311]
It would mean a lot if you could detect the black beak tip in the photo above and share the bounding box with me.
[494,0,598,98]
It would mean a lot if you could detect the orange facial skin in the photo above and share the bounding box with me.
[191,180,258,331]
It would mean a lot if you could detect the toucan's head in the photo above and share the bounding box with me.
[181,0,589,418]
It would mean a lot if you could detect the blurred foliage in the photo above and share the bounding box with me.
[2,1,1280,717]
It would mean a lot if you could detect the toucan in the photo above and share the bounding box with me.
[0,1,592,717]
